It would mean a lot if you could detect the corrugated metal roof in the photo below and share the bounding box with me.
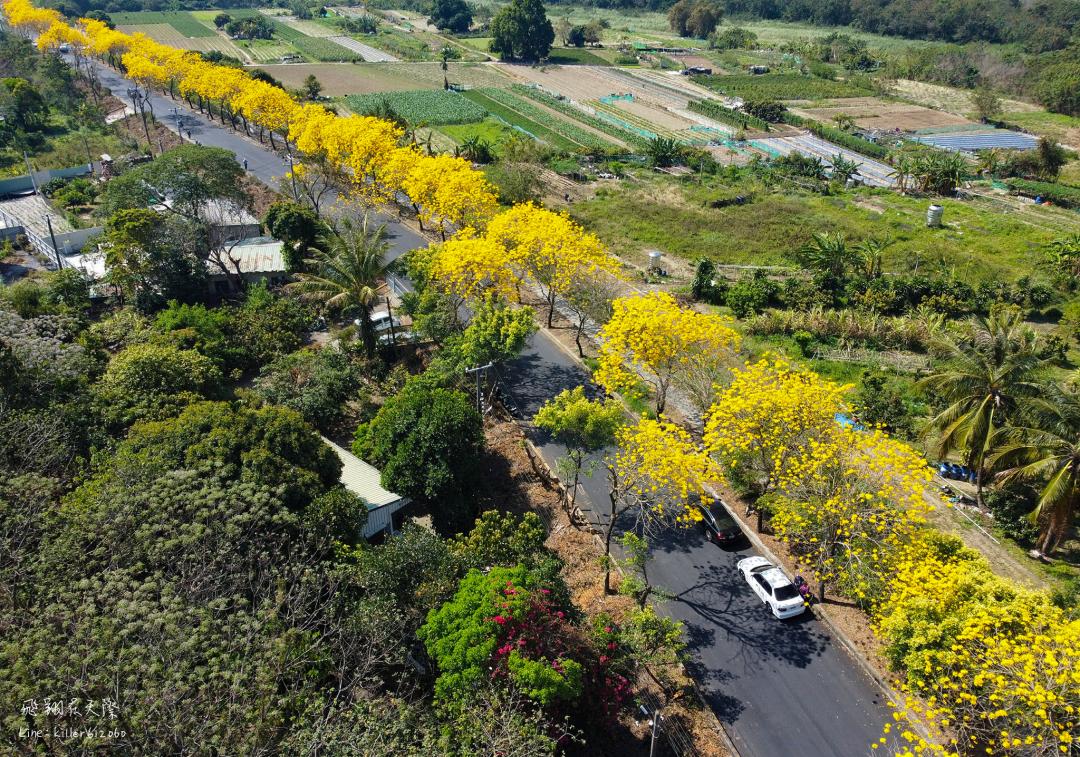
[913,130,1038,152]
[321,436,406,510]
[208,237,287,275]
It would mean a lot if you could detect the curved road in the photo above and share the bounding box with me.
[87,57,893,757]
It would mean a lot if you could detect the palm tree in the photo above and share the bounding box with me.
[989,383,1080,555]
[919,309,1047,506]
[797,231,850,280]
[830,153,860,183]
[286,215,392,357]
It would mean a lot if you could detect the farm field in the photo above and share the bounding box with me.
[117,23,248,58]
[346,90,487,125]
[269,20,362,61]
[694,73,874,101]
[329,35,399,62]
[461,89,595,151]
[889,79,1038,116]
[789,97,973,131]
[571,175,1080,281]
[438,118,515,148]
[236,39,296,62]
[254,63,431,94]
[111,11,215,36]
[279,17,338,37]
[1000,111,1080,151]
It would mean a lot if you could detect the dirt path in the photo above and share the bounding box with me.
[923,487,1048,589]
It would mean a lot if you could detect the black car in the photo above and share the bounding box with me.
[696,502,743,545]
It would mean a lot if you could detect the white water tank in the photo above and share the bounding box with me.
[927,204,944,228]
[648,250,662,269]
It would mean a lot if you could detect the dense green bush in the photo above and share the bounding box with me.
[688,98,770,131]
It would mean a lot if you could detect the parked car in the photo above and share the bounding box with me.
[736,556,806,619]
[355,309,402,335]
[694,501,743,545]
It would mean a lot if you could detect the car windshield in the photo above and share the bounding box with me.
[774,584,799,601]
[703,504,736,529]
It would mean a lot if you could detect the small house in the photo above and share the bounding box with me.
[206,236,289,295]
[321,436,410,540]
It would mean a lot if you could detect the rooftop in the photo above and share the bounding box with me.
[321,435,406,510]
[209,237,287,275]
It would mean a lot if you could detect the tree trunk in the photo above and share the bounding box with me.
[546,289,556,328]
[818,579,826,603]
[358,304,376,358]
[974,461,985,508]
[604,487,618,595]
[575,325,584,357]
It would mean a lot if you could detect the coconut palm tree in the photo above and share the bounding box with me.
[919,309,1048,506]
[989,382,1080,555]
[286,214,392,357]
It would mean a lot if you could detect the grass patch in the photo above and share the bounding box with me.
[111,11,215,36]
[1000,110,1080,151]
[439,118,514,148]
[694,73,873,100]
[547,47,611,65]
[346,90,486,125]
[461,89,579,151]
[570,175,1080,287]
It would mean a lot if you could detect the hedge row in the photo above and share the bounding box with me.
[687,99,770,132]
[782,112,889,159]
[510,85,650,150]
[1007,178,1080,208]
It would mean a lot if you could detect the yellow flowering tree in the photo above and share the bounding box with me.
[704,358,849,509]
[769,427,932,602]
[877,534,1080,757]
[429,234,520,307]
[486,202,620,327]
[596,292,740,415]
[601,417,718,593]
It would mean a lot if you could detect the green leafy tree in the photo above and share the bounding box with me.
[231,282,313,367]
[154,301,246,373]
[287,215,393,357]
[0,77,47,133]
[253,348,362,431]
[645,136,685,167]
[533,387,624,511]
[118,145,247,224]
[94,342,220,427]
[452,299,536,368]
[353,378,484,533]
[115,401,340,509]
[302,74,322,101]
[430,0,473,33]
[101,208,208,312]
[489,0,555,62]
[451,510,549,570]
[971,87,1002,122]
[264,201,326,272]
[418,566,583,708]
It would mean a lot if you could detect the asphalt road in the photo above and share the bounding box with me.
[503,332,894,757]
[90,58,893,757]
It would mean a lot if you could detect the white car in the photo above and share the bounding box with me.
[736,556,806,619]
[355,310,402,334]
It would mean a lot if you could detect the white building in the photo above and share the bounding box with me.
[320,436,409,540]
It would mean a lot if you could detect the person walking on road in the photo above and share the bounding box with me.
[242,158,248,171]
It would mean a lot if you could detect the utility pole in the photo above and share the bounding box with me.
[45,214,61,270]
[464,362,493,415]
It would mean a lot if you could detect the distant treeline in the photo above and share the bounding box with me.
[548,0,1079,51]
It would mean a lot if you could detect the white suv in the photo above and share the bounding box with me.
[736,556,806,619]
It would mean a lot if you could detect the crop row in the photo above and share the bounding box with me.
[590,100,686,141]
[460,90,583,152]
[1008,178,1080,209]
[288,34,361,62]
[511,85,650,149]
[469,89,615,151]
[780,112,890,159]
[688,99,770,133]
[693,73,872,101]
[346,90,487,126]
